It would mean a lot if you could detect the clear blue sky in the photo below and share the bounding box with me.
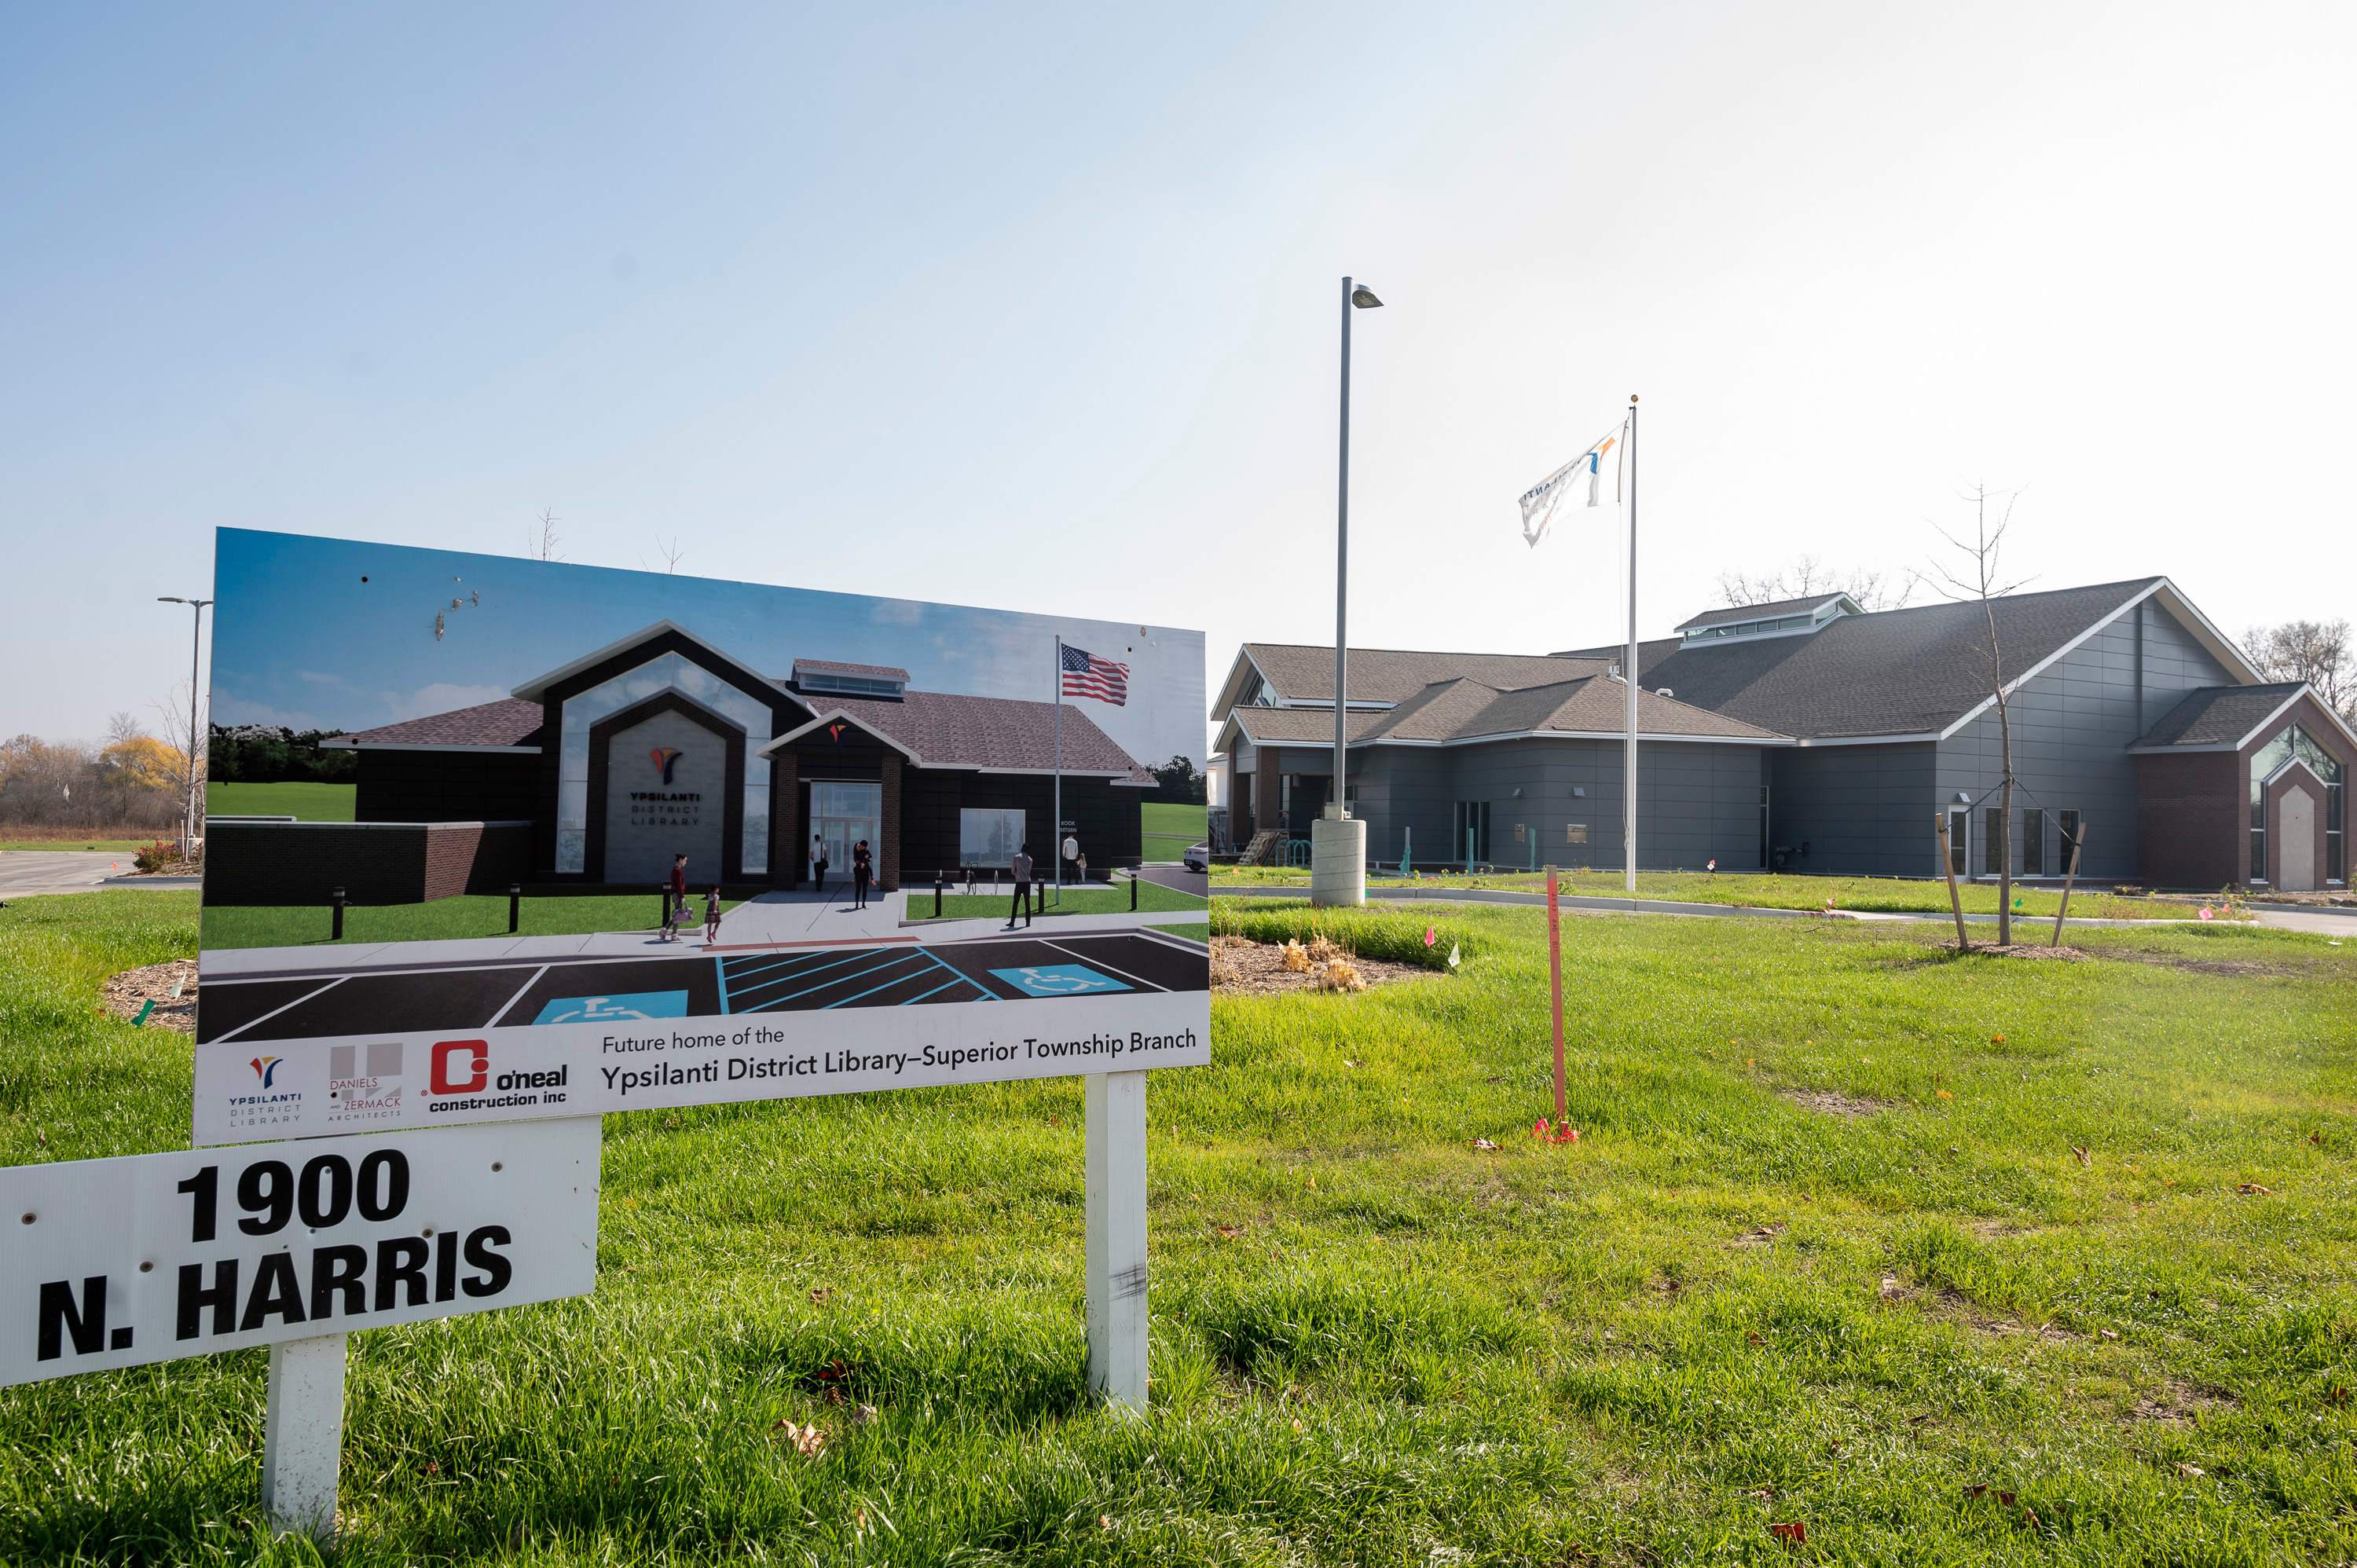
[212,529,1204,771]
[3,4,2351,749]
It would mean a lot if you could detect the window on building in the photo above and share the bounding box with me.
[2022,808,2045,876]
[2058,809,2083,871]
[1984,807,2004,877]
[1758,785,1769,870]
[1453,800,1491,864]
[1565,823,1589,844]
[959,808,1026,867]
[1946,808,1970,877]
[798,670,904,698]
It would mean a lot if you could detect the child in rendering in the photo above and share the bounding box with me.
[704,886,723,943]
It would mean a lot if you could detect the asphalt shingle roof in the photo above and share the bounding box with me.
[1673,595,1848,631]
[2132,683,2304,749]
[332,698,546,749]
[1230,676,1781,746]
[1242,644,1612,704]
[808,691,1144,775]
[1555,578,2167,741]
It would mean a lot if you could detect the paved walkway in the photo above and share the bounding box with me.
[0,851,145,896]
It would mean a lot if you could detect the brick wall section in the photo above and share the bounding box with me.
[879,752,902,891]
[204,821,533,907]
[2135,753,2240,890]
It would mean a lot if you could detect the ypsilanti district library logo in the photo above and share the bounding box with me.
[228,1054,305,1133]
[630,746,699,829]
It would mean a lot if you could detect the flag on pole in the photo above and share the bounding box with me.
[1060,644,1130,705]
[1517,423,1625,547]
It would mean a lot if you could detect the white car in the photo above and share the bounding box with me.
[1182,843,1210,873]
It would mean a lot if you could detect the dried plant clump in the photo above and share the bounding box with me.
[1279,939,1312,973]
[1314,959,1367,992]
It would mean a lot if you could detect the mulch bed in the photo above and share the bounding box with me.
[1209,936,1431,996]
[1937,941,2088,960]
[100,960,199,1034]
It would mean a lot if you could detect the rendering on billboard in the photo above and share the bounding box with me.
[192,529,1211,1145]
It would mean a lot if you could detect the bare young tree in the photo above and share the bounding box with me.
[106,711,146,745]
[1925,485,2033,945]
[529,507,564,562]
[640,533,686,574]
[2242,617,2353,724]
[1717,554,1915,612]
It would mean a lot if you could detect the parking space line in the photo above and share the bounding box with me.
[207,976,351,1044]
[1033,940,1169,992]
[909,945,996,1002]
[482,965,552,1029]
[819,954,938,1009]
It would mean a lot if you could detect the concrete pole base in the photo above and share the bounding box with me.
[1310,816,1366,907]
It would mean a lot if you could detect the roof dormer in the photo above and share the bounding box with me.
[1676,593,1861,647]
[790,658,908,701]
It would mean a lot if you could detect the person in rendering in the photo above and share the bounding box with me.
[851,838,872,910]
[664,852,690,942]
[1007,842,1034,929]
[703,885,724,944]
[810,831,828,895]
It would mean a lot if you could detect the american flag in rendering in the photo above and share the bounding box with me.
[1060,643,1129,705]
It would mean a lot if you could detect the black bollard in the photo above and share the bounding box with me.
[330,885,346,941]
[1131,870,1138,911]
[509,881,522,934]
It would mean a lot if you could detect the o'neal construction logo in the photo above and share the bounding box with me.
[427,1039,570,1115]
[226,1053,305,1134]
[649,746,684,783]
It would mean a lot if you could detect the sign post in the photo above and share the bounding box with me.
[1085,1070,1149,1408]
[262,1334,348,1535]
[1547,866,1566,1121]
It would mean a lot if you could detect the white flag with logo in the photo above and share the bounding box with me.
[1517,423,1625,548]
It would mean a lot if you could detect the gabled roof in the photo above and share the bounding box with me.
[511,620,784,703]
[325,698,545,751]
[2131,683,2357,756]
[1223,673,1784,749]
[1214,643,1612,717]
[1675,594,1853,632]
[1557,577,2259,743]
[759,690,1145,777]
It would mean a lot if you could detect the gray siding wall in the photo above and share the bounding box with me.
[1934,600,2234,882]
[1349,738,1768,870]
[1769,740,1937,876]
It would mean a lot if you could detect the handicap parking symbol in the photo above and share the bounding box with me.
[532,990,691,1025]
[988,965,1131,998]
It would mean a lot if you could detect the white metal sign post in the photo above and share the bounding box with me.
[1085,1070,1149,1408]
[2,1118,600,1537]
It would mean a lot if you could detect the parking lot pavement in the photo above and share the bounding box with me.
[2248,906,2357,936]
[0,851,142,896]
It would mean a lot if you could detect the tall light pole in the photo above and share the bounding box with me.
[157,595,213,854]
[1313,277,1382,907]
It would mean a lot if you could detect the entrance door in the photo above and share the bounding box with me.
[812,782,881,881]
[1285,775,1330,837]
[2280,789,2318,891]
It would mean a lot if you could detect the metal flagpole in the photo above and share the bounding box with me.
[1623,394,1639,894]
[1333,277,1352,824]
[1054,636,1063,905]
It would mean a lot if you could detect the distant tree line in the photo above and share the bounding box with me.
[0,716,187,831]
[208,724,359,785]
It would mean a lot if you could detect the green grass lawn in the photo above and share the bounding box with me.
[198,892,746,949]
[1217,863,2222,921]
[911,877,1210,923]
[204,780,357,821]
[1142,800,1208,861]
[5,889,2357,1562]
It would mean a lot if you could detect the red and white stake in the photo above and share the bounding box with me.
[1547,865,1566,1120]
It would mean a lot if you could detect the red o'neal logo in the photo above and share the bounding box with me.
[430,1039,489,1094]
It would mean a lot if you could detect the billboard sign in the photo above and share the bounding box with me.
[1,1119,599,1387]
[194,529,1211,1146]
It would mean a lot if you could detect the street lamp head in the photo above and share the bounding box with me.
[1349,285,1384,309]
[157,596,185,604]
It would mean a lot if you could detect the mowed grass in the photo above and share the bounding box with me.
[1218,863,2216,921]
[914,877,1209,924]
[1142,800,1208,862]
[197,892,747,951]
[204,781,357,821]
[3,890,2357,1562]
